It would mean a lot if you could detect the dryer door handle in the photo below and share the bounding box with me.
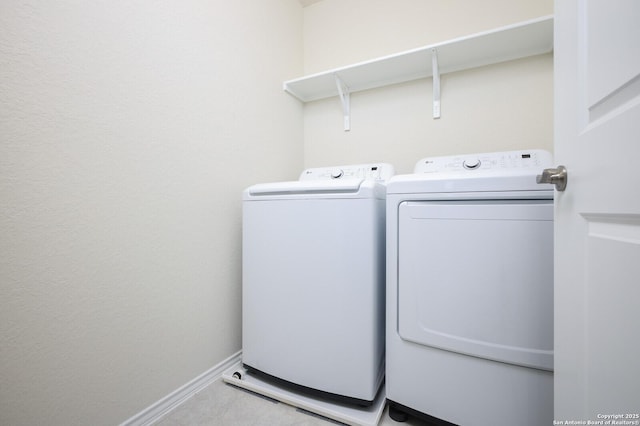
[536,165,567,191]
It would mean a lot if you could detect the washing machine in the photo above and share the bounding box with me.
[242,163,394,406]
[386,150,554,425]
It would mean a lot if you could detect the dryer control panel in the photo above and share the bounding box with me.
[299,163,395,183]
[414,150,552,174]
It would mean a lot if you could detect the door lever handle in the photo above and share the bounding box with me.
[536,165,567,191]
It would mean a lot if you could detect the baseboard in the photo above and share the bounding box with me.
[119,350,242,426]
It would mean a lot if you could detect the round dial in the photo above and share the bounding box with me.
[331,169,343,179]
[463,158,481,170]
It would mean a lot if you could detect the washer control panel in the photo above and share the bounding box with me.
[299,163,395,182]
[414,150,552,174]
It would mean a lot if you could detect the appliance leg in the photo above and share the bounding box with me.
[388,405,409,422]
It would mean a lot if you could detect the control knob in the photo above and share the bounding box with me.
[463,158,481,170]
[331,169,343,179]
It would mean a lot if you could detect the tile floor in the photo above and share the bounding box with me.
[155,379,430,426]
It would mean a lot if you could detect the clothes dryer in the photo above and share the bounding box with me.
[386,150,554,425]
[242,163,394,406]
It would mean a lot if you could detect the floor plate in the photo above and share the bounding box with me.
[221,362,386,426]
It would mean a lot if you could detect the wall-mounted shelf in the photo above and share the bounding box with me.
[283,15,553,129]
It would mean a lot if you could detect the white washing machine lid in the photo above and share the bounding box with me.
[299,163,394,182]
[243,178,386,200]
[387,149,555,195]
[244,163,394,201]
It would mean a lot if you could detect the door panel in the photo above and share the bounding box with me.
[397,200,553,370]
[586,0,640,111]
[585,216,640,413]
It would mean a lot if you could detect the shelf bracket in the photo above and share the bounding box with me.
[431,48,441,119]
[334,74,351,131]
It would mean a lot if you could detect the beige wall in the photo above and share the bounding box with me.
[0,1,303,425]
[302,0,554,173]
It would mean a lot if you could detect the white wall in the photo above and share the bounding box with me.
[0,1,303,425]
[302,0,554,173]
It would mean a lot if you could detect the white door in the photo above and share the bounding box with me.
[554,0,640,422]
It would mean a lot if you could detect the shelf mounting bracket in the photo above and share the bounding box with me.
[334,74,351,131]
[431,48,441,119]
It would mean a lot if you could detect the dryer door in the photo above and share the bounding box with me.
[397,199,553,371]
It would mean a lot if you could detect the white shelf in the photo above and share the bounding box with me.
[283,15,554,103]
